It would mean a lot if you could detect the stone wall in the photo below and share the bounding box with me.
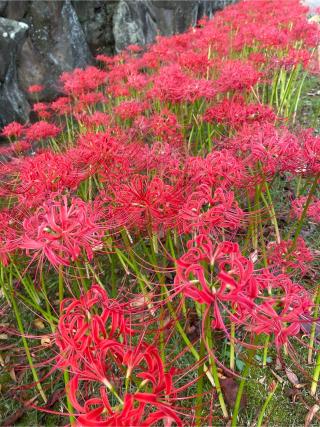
[0,0,236,127]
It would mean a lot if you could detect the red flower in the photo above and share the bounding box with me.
[109,174,183,233]
[2,121,24,138]
[66,341,181,426]
[13,150,84,207]
[174,234,256,328]
[60,66,107,95]
[179,185,244,234]
[25,121,61,142]
[204,96,277,129]
[19,195,103,267]
[251,271,312,347]
[267,238,314,275]
[292,196,320,223]
[28,84,44,93]
[56,285,137,369]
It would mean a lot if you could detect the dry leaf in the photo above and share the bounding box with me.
[41,336,51,347]
[271,369,284,383]
[9,368,17,382]
[220,378,247,409]
[285,367,299,386]
[305,404,320,427]
[33,318,45,330]
[0,333,8,340]
[258,376,266,384]
[275,356,282,370]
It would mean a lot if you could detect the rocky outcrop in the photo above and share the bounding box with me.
[0,17,30,128]
[0,0,236,127]
[16,1,92,102]
[113,1,230,52]
[72,1,118,56]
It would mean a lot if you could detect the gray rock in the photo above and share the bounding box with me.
[113,1,156,52]
[113,1,236,53]
[72,0,118,55]
[4,1,29,21]
[16,0,92,101]
[0,1,7,15]
[0,17,30,128]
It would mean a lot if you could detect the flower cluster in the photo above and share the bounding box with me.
[0,0,319,425]
[56,286,182,426]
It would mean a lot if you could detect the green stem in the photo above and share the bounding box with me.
[231,345,256,426]
[8,269,47,403]
[195,338,206,427]
[230,322,235,371]
[261,181,281,243]
[256,382,278,427]
[262,335,270,368]
[204,313,229,419]
[311,348,320,396]
[308,284,320,365]
[291,173,320,249]
[163,285,215,387]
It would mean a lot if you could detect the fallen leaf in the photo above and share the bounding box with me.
[271,369,284,383]
[275,356,282,370]
[1,407,25,426]
[258,376,266,384]
[305,404,320,427]
[285,367,299,386]
[185,312,200,342]
[9,368,17,382]
[0,334,8,340]
[220,377,247,409]
[33,318,45,330]
[41,336,51,347]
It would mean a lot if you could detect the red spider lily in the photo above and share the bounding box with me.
[33,102,51,119]
[25,121,61,142]
[68,131,134,181]
[11,150,85,207]
[185,150,247,190]
[179,185,244,234]
[250,271,312,347]
[292,196,320,223]
[50,96,72,115]
[148,64,216,103]
[215,59,261,93]
[28,84,44,93]
[2,121,24,138]
[132,109,184,149]
[204,96,277,129]
[66,340,181,426]
[70,384,182,427]
[108,174,184,233]
[56,285,137,368]
[75,92,106,110]
[74,111,111,130]
[267,238,314,275]
[174,234,256,329]
[114,100,149,121]
[60,66,107,95]
[228,123,302,178]
[299,129,320,174]
[18,195,103,267]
